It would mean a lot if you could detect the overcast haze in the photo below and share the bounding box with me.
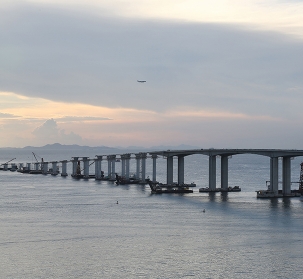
[1,0,303,148]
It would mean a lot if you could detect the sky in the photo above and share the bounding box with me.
[1,0,303,148]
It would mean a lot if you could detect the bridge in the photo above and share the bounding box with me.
[3,148,303,197]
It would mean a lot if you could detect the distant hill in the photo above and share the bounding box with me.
[0,143,200,152]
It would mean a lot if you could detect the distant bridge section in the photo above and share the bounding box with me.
[149,149,303,196]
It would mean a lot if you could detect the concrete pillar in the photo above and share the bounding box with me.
[221,155,229,190]
[141,153,147,183]
[3,163,8,171]
[178,156,185,185]
[125,154,131,179]
[18,163,23,170]
[95,156,102,179]
[270,157,279,194]
[121,157,126,177]
[209,155,216,190]
[135,154,141,179]
[152,154,157,183]
[282,157,291,195]
[42,162,48,175]
[167,156,174,185]
[61,160,68,176]
[71,157,79,176]
[26,163,31,171]
[110,155,116,180]
[107,156,112,178]
[34,162,40,171]
[83,157,89,178]
[51,161,58,175]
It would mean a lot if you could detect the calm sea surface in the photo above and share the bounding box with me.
[1,150,303,279]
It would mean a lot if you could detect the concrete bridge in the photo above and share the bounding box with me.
[7,148,303,196]
[149,149,303,196]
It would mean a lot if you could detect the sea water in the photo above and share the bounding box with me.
[0,151,303,279]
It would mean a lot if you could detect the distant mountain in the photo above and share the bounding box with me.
[0,143,200,152]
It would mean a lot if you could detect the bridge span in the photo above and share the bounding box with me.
[149,149,303,196]
[5,148,303,197]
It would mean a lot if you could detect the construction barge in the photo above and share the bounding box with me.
[148,182,195,194]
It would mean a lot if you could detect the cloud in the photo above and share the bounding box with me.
[55,116,111,122]
[32,118,82,144]
[0,3,302,123]
[0,112,19,118]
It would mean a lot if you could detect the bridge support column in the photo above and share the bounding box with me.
[34,162,40,171]
[152,155,157,182]
[51,161,58,175]
[26,163,31,171]
[135,154,141,179]
[167,156,174,185]
[126,156,130,179]
[178,156,185,185]
[121,154,131,179]
[61,160,68,176]
[107,156,112,179]
[282,157,291,196]
[95,156,103,179]
[3,163,8,171]
[111,156,116,180]
[83,157,89,178]
[221,155,228,190]
[71,157,79,176]
[209,155,216,190]
[42,162,48,175]
[270,157,279,194]
[121,157,126,177]
[141,153,147,183]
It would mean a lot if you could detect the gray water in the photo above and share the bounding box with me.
[1,151,303,278]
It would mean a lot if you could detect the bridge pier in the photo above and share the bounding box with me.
[82,157,89,178]
[152,154,157,182]
[121,154,131,179]
[221,155,229,190]
[26,163,31,171]
[61,160,68,176]
[95,156,103,179]
[282,157,291,195]
[51,161,58,175]
[135,154,141,179]
[209,155,216,190]
[107,155,116,180]
[34,162,40,171]
[270,157,279,194]
[178,156,185,185]
[42,162,48,175]
[167,156,174,185]
[71,157,79,176]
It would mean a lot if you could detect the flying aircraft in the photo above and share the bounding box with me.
[137,80,146,83]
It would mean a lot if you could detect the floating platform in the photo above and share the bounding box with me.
[256,190,301,198]
[148,182,194,194]
[199,186,241,193]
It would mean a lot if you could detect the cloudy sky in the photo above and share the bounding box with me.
[1,0,303,148]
